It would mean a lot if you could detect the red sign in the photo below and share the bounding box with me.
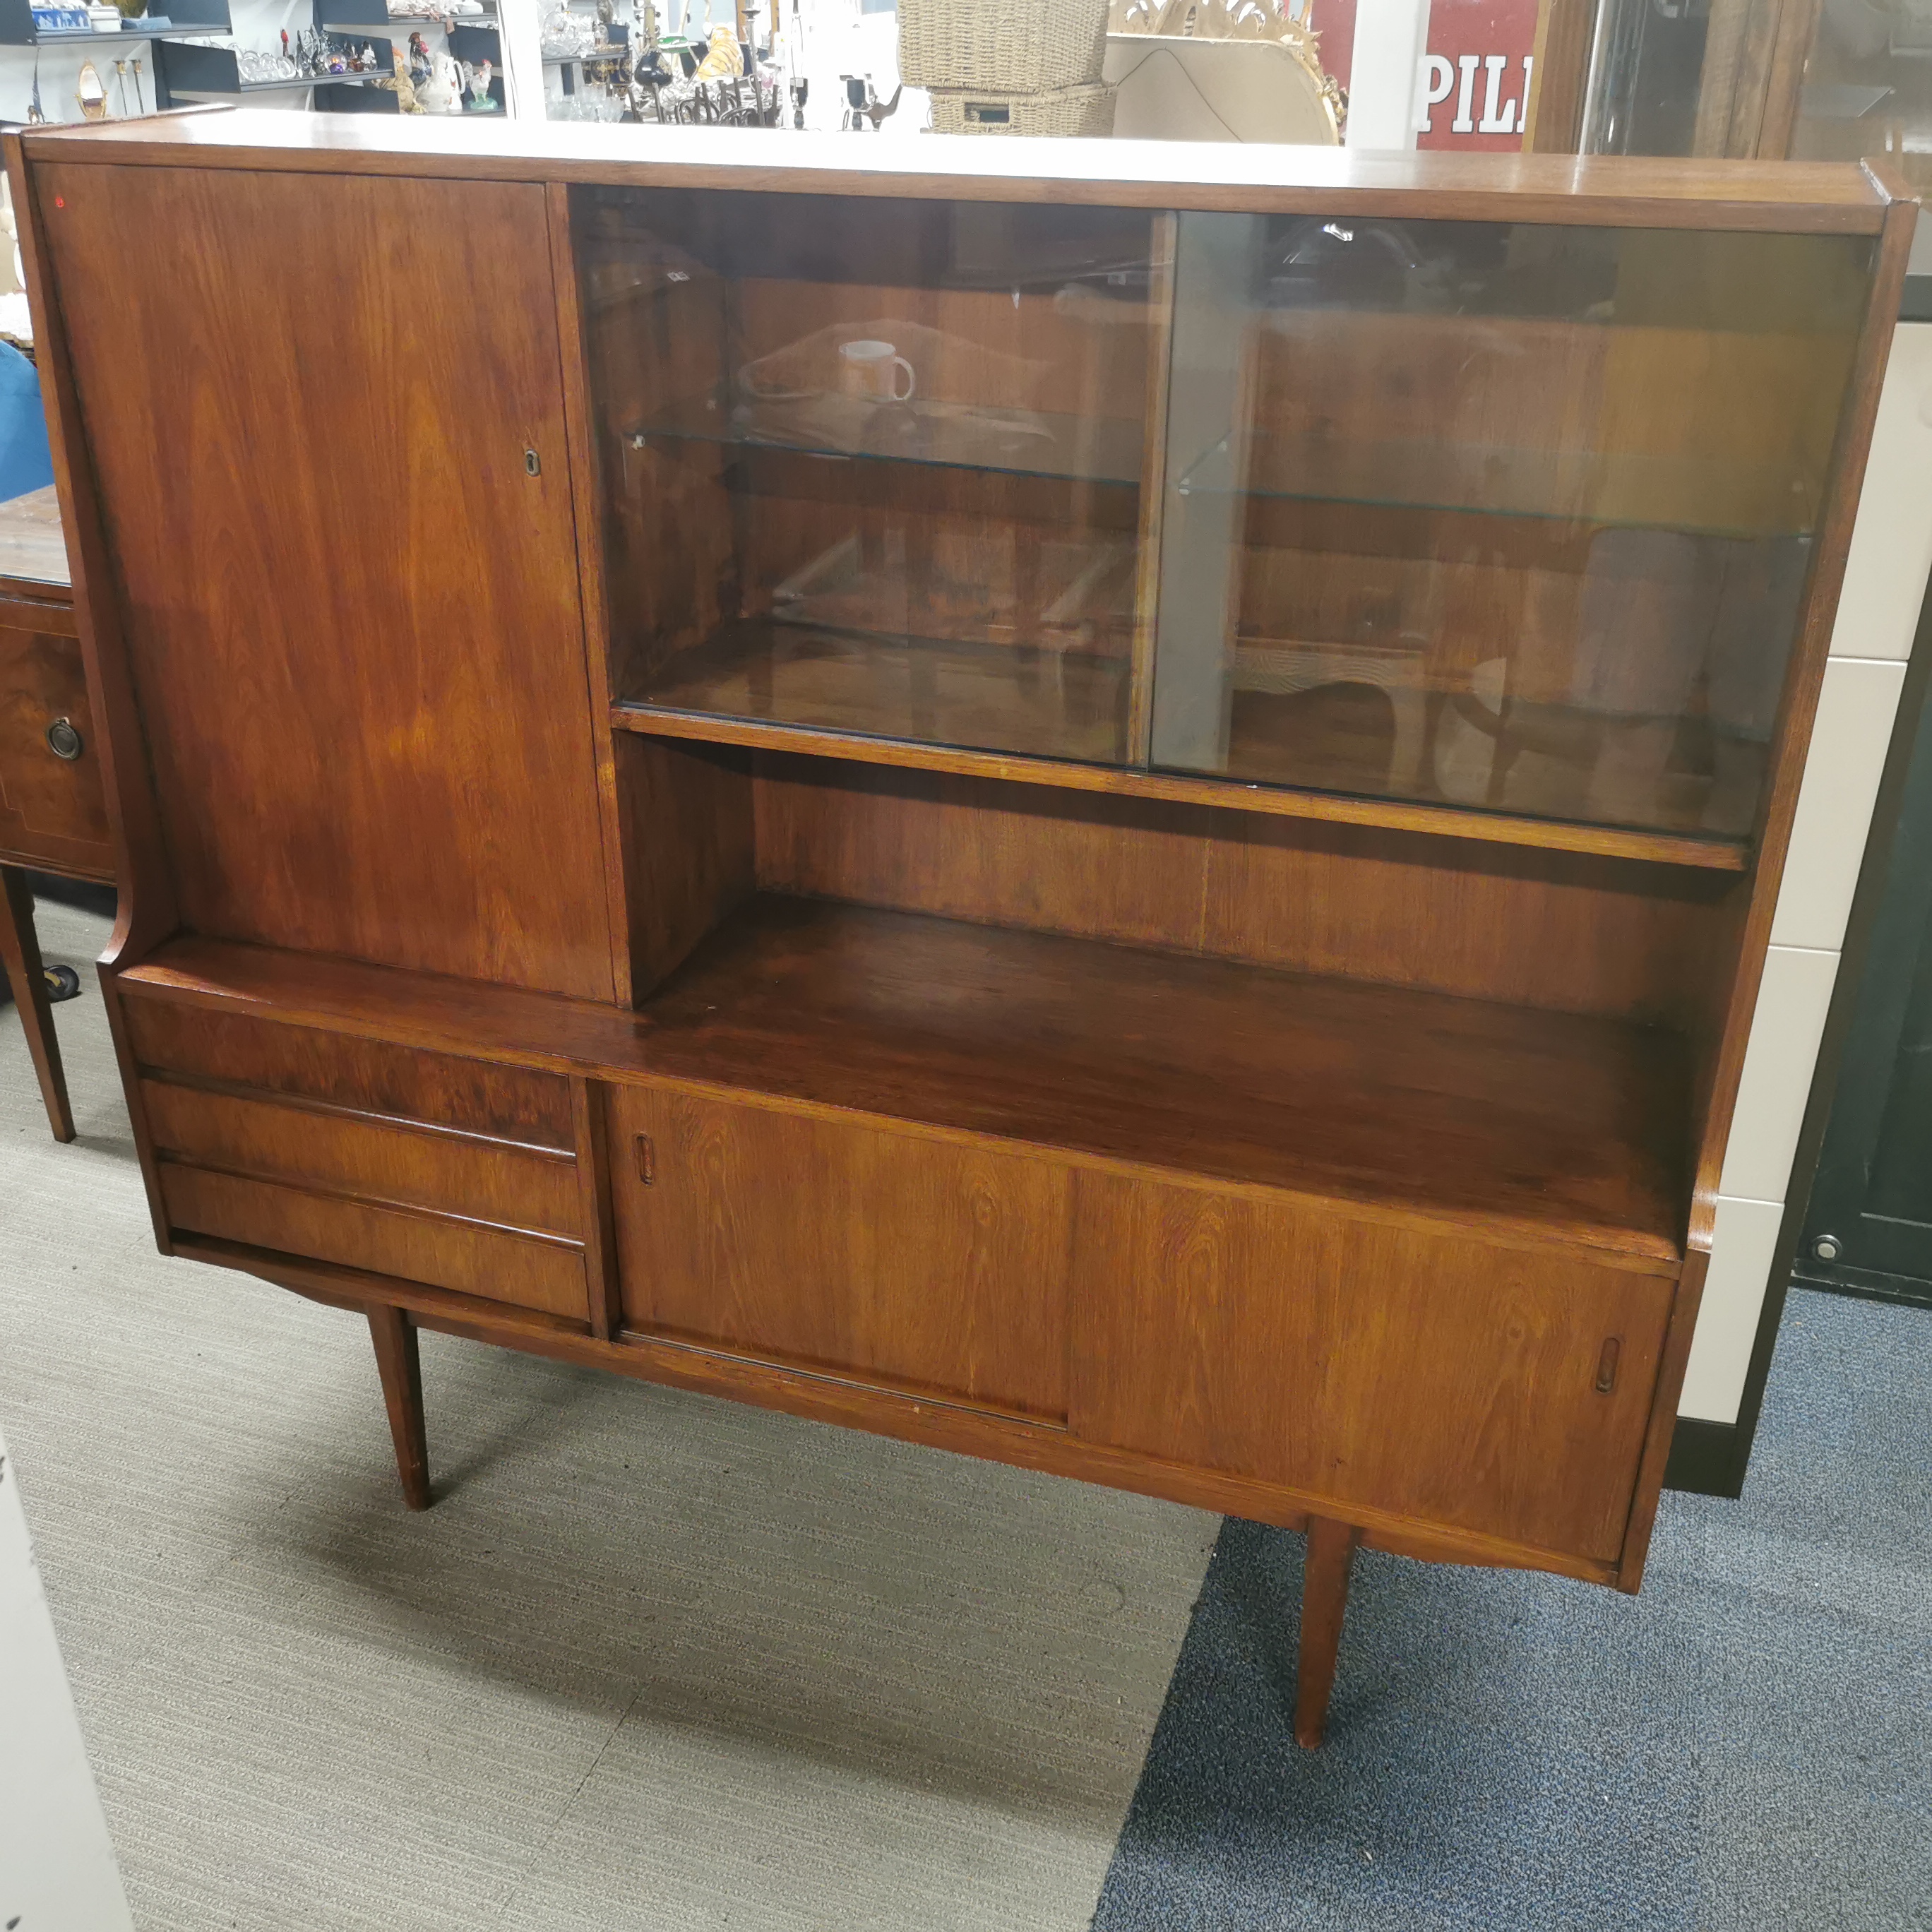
[1415,0,1539,149]
[1309,0,1540,150]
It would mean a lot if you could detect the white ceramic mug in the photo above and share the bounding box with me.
[838,338,916,402]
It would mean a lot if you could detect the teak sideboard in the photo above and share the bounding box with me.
[9,113,1912,1747]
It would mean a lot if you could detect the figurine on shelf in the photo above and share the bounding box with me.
[465,57,498,109]
[693,23,741,76]
[382,42,422,109]
[407,31,432,90]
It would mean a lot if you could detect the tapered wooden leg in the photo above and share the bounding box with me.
[367,1305,432,1510]
[0,865,74,1144]
[1295,1515,1358,1749]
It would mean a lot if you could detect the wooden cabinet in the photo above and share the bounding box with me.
[0,583,107,877]
[8,112,1912,1748]
[0,566,111,1145]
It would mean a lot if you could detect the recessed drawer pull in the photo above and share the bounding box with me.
[1594,1336,1621,1395]
[634,1132,655,1186]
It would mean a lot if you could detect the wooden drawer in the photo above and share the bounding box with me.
[160,1164,590,1320]
[125,992,590,1323]
[124,997,576,1151]
[141,1080,581,1236]
[0,595,112,876]
[1068,1173,1674,1563]
[610,1084,1071,1421]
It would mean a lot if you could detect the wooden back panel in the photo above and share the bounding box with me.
[36,162,617,1000]
[753,753,1738,1025]
[1251,310,1856,532]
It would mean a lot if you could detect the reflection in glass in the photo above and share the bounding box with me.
[578,186,1159,767]
[1150,213,1873,838]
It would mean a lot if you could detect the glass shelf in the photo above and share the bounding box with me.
[624,617,1132,768]
[625,397,1146,490]
[6,22,212,41]
[169,73,390,96]
[1174,430,1821,539]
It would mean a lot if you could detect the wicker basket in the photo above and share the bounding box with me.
[898,0,1109,93]
[927,81,1116,138]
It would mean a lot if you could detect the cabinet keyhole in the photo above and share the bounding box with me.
[524,447,541,477]
[633,1133,654,1186]
[1594,1337,1621,1395]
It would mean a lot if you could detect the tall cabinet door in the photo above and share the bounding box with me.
[37,165,616,1001]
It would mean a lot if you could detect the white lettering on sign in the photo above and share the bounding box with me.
[1416,52,1532,136]
[1416,54,1453,130]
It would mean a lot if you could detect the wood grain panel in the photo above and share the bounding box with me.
[753,755,1735,1022]
[610,1083,1071,1420]
[160,1164,590,1320]
[36,162,615,998]
[0,615,111,875]
[614,734,753,1001]
[142,1080,581,1236]
[1069,1172,1673,1561]
[123,996,576,1150]
[18,119,1897,235]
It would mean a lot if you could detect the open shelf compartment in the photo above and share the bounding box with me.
[633,895,1690,1271]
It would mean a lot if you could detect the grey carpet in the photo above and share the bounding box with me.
[0,898,1217,1931]
[1091,1287,1932,1931]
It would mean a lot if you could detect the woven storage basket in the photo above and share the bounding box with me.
[898,0,1109,93]
[927,81,1116,137]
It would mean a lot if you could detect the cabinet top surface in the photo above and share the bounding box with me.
[13,110,1902,232]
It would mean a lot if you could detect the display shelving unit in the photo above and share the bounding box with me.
[0,0,228,47]
[153,33,397,109]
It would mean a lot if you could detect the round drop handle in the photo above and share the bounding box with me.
[45,716,83,761]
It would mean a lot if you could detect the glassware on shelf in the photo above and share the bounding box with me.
[541,6,595,57]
